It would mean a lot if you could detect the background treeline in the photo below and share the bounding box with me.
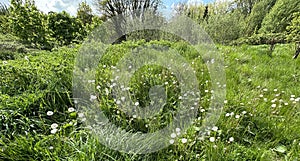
[0,0,299,50]
[0,0,103,50]
[174,0,299,47]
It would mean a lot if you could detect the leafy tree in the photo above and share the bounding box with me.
[244,0,277,36]
[286,12,300,59]
[232,0,260,16]
[10,0,49,48]
[203,10,244,44]
[259,0,300,34]
[0,2,10,33]
[47,11,84,46]
[77,1,93,26]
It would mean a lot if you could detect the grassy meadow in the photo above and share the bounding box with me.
[0,34,300,160]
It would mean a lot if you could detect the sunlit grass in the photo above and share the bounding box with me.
[0,42,300,160]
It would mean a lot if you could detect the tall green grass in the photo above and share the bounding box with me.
[0,41,299,160]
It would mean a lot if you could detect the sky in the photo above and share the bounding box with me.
[1,0,216,16]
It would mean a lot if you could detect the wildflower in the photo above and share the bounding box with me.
[88,80,95,83]
[212,126,218,132]
[90,95,97,101]
[224,100,228,104]
[47,111,54,116]
[116,100,121,105]
[225,113,230,117]
[176,128,181,133]
[284,102,288,106]
[3,61,7,64]
[209,137,215,142]
[96,85,101,90]
[51,129,58,134]
[263,88,268,92]
[169,139,175,144]
[229,137,234,142]
[171,133,176,138]
[181,138,188,144]
[274,89,278,92]
[259,94,264,98]
[68,107,75,112]
[271,104,276,108]
[134,102,139,106]
[78,113,84,118]
[291,95,295,98]
[235,115,240,119]
[51,123,58,129]
[121,97,126,102]
[242,111,247,115]
[25,56,29,61]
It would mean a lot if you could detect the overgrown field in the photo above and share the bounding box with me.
[0,38,300,160]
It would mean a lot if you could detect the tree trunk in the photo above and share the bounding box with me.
[293,42,300,59]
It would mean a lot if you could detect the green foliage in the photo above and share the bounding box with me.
[0,3,10,33]
[1,41,300,160]
[76,1,93,26]
[259,0,300,34]
[232,33,287,46]
[286,12,300,43]
[85,15,103,34]
[9,0,50,49]
[203,10,244,44]
[244,0,277,36]
[0,46,76,138]
[47,11,85,46]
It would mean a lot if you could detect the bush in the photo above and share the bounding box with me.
[231,33,287,46]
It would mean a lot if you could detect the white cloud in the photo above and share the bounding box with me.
[35,0,83,15]
[186,0,204,6]
[2,0,96,16]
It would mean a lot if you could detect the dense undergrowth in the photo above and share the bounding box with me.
[0,35,300,160]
